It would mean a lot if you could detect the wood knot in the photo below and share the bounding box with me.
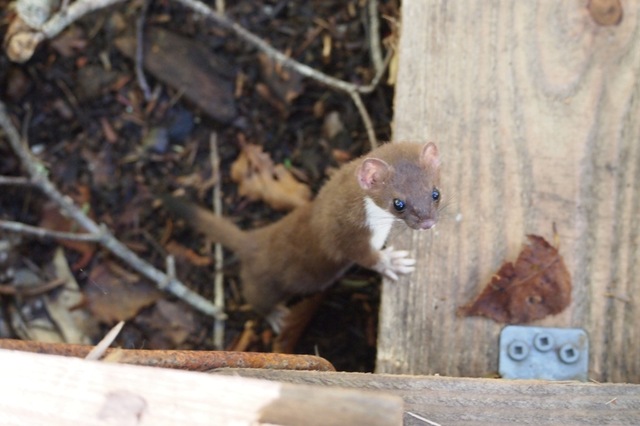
[588,0,623,26]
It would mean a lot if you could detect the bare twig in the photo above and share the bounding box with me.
[0,176,32,186]
[368,0,384,75]
[135,0,152,101]
[215,0,225,14]
[0,219,103,242]
[40,0,128,40]
[0,101,224,319]
[209,133,225,349]
[0,277,66,297]
[85,320,125,360]
[349,91,377,151]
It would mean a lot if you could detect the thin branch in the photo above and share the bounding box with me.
[85,320,125,360]
[0,220,103,242]
[135,0,152,101]
[349,91,377,149]
[368,0,384,75]
[210,133,225,350]
[0,176,32,186]
[0,100,224,319]
[40,0,128,40]
[0,277,66,297]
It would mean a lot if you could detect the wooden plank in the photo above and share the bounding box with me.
[215,368,640,426]
[0,349,402,425]
[380,0,640,382]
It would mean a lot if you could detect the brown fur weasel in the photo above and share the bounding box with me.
[161,141,441,330]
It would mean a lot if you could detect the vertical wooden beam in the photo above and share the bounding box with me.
[379,0,640,383]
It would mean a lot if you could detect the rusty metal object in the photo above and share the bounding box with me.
[0,339,335,372]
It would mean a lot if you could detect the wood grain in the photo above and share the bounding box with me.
[379,0,640,383]
[215,368,640,426]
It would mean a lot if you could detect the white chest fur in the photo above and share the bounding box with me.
[364,197,395,250]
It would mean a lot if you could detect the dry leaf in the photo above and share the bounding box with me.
[50,26,87,57]
[137,300,198,347]
[165,240,212,267]
[230,144,311,211]
[458,235,571,324]
[39,185,96,270]
[84,262,162,324]
[258,52,303,105]
[44,248,97,344]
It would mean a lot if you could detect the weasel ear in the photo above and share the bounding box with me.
[357,158,392,190]
[420,142,440,169]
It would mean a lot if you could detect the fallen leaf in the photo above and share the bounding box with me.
[258,52,303,105]
[39,185,96,270]
[136,300,198,348]
[230,144,311,211]
[84,262,162,324]
[458,235,571,324]
[165,241,212,267]
[50,26,87,57]
[44,248,98,344]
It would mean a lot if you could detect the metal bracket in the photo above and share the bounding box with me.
[499,325,589,381]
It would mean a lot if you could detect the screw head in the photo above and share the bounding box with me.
[558,343,580,364]
[508,340,529,361]
[534,333,554,352]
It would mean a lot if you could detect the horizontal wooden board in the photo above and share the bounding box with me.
[215,368,640,425]
[0,349,402,425]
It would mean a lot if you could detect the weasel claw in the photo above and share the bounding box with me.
[373,247,416,280]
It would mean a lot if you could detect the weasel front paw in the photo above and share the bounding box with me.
[372,246,416,281]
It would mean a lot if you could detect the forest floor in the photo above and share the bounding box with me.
[0,0,398,372]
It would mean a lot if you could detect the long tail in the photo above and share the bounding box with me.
[160,194,247,253]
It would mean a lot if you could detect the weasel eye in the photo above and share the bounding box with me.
[393,198,406,212]
[432,188,441,202]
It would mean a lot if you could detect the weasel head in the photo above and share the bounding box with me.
[356,142,441,231]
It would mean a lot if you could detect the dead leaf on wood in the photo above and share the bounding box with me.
[458,235,571,324]
[84,262,162,324]
[230,144,311,211]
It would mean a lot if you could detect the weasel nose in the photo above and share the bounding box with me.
[420,219,436,230]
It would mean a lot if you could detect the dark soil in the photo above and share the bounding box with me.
[0,0,397,372]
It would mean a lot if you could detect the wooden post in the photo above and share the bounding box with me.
[379,0,640,383]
